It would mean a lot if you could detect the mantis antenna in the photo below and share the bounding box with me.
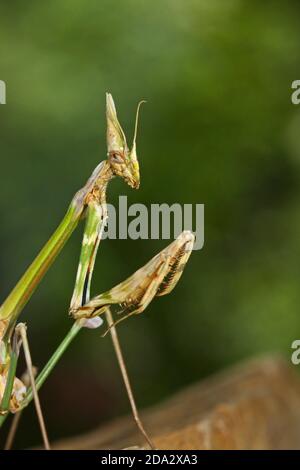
[131,100,146,152]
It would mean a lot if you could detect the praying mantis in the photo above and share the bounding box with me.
[0,93,194,450]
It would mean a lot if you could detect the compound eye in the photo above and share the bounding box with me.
[110,153,123,164]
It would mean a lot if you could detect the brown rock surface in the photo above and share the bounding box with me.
[51,355,300,450]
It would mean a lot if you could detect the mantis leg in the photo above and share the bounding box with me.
[102,311,138,337]
[101,260,170,338]
[15,323,50,450]
[70,201,107,310]
[4,410,22,450]
[0,331,21,421]
[72,199,155,449]
[105,307,155,449]
[0,322,50,448]
[4,366,37,450]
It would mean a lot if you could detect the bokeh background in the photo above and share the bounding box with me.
[1,0,300,448]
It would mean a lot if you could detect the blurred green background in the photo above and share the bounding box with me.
[1,0,300,448]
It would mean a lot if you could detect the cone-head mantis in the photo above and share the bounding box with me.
[0,93,147,440]
[0,93,195,451]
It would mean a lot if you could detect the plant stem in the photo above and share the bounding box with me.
[1,321,80,429]
[24,322,82,406]
[0,322,81,431]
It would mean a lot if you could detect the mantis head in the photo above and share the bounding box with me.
[106,93,145,189]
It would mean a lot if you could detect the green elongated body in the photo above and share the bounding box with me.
[0,161,106,327]
[0,205,78,324]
